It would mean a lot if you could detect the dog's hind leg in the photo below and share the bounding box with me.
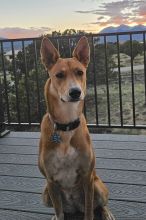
[94,175,109,207]
[94,206,115,220]
[94,176,115,220]
[42,184,53,207]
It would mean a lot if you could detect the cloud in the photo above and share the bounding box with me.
[98,16,105,20]
[0,27,52,39]
[75,0,146,27]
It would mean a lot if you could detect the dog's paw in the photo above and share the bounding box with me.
[51,214,64,220]
[51,216,57,220]
[94,206,115,220]
[102,207,115,220]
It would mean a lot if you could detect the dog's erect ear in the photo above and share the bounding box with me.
[40,37,60,70]
[72,36,90,68]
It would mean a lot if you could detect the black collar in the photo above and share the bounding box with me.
[54,118,80,131]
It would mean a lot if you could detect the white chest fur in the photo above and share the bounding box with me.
[48,145,80,188]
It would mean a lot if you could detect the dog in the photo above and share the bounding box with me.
[38,36,115,220]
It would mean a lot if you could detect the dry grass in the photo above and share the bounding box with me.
[112,52,144,67]
[85,69,146,134]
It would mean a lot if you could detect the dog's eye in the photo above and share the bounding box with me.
[56,72,65,79]
[77,70,83,76]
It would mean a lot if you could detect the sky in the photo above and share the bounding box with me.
[0,0,146,39]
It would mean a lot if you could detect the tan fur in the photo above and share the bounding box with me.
[38,36,115,220]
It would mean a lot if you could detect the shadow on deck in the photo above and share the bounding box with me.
[0,132,146,220]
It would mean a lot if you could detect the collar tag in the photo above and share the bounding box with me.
[50,133,61,143]
[66,125,70,131]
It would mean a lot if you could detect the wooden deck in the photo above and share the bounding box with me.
[0,132,146,220]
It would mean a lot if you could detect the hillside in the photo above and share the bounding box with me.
[99,24,146,42]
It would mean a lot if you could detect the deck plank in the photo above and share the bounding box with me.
[0,164,39,177]
[96,158,146,171]
[94,148,146,160]
[6,132,40,139]
[0,145,37,154]
[0,137,39,146]
[93,141,146,151]
[91,134,146,142]
[0,210,52,220]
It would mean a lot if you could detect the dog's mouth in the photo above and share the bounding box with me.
[69,98,80,102]
[61,97,81,103]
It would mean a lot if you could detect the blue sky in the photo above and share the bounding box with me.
[0,0,146,38]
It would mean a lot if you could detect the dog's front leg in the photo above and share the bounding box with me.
[48,182,64,220]
[83,175,94,220]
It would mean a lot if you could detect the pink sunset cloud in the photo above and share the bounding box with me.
[76,0,146,28]
[0,27,52,39]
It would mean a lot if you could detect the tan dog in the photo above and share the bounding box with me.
[38,36,115,220]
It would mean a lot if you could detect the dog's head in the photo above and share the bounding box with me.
[40,36,90,103]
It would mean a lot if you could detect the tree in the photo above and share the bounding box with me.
[0,53,11,72]
[120,40,143,61]
[86,39,116,85]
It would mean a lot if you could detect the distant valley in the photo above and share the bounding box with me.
[0,38,32,52]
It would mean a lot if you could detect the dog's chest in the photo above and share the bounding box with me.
[48,145,80,188]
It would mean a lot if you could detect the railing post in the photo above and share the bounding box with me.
[0,79,9,137]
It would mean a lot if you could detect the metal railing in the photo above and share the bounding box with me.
[1,30,146,131]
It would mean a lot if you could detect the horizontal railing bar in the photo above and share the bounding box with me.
[0,37,40,43]
[5,122,146,129]
[1,30,146,42]
[88,124,146,129]
[5,122,40,126]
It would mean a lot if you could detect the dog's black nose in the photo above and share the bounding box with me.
[69,87,81,100]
